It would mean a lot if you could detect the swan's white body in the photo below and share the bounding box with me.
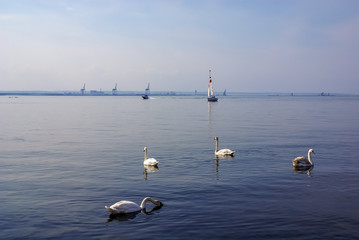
[143,147,159,166]
[293,149,315,167]
[214,137,235,156]
[105,197,162,214]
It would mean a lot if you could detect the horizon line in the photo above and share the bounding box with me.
[0,90,357,97]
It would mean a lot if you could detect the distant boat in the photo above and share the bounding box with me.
[80,83,86,95]
[142,83,150,99]
[207,70,218,102]
[112,83,118,95]
[223,89,227,96]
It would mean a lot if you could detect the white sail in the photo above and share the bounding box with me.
[208,70,214,97]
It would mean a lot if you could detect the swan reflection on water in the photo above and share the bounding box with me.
[107,211,138,222]
[215,155,234,169]
[293,165,314,176]
[144,165,159,180]
[214,155,235,179]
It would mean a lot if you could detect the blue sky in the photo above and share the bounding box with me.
[1,0,358,93]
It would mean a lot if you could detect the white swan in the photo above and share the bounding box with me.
[105,197,163,214]
[214,136,235,156]
[143,147,159,166]
[293,149,315,168]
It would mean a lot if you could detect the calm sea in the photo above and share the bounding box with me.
[1,95,358,239]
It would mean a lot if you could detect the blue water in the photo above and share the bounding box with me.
[1,95,359,239]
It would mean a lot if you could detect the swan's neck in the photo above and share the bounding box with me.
[215,139,219,152]
[140,197,161,209]
[308,151,314,165]
[144,149,147,161]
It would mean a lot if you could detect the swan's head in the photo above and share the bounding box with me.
[214,136,218,141]
[144,147,147,152]
[309,149,315,154]
[154,200,163,207]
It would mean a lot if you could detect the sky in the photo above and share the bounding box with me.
[1,0,359,94]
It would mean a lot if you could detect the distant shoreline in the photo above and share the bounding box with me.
[0,91,357,97]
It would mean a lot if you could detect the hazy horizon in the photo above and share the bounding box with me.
[1,0,359,94]
[1,89,356,96]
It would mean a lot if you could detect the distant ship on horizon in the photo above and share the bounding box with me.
[112,83,118,95]
[142,83,150,99]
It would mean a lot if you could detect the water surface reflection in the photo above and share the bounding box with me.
[293,166,314,176]
[143,165,159,180]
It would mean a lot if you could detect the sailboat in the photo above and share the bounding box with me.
[142,83,150,99]
[112,83,118,95]
[80,83,86,95]
[207,70,218,102]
